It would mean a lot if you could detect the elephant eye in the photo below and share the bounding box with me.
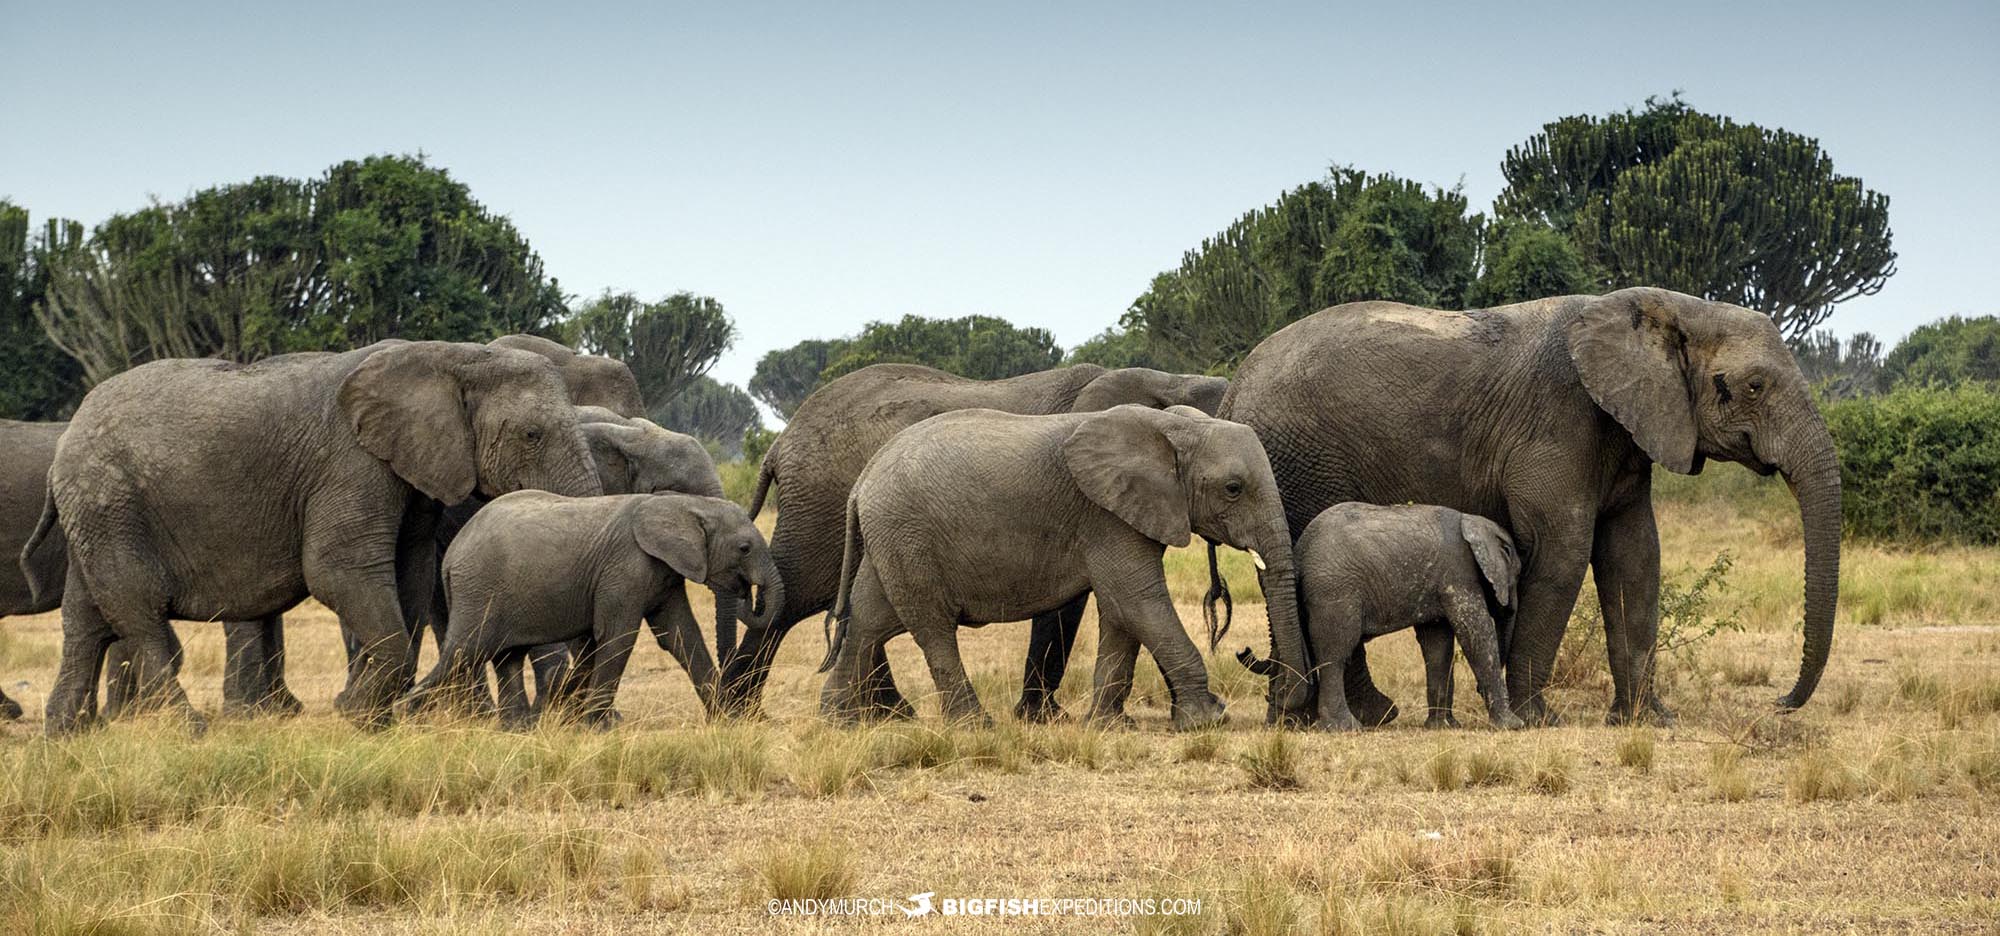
[1746,376,1766,398]
[1223,479,1244,498]
[737,540,752,555]
[523,426,544,443]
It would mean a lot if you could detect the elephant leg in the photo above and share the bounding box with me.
[819,562,904,723]
[861,643,915,719]
[257,614,303,715]
[102,639,137,721]
[1416,621,1458,729]
[1594,497,1672,726]
[222,615,298,717]
[905,616,985,727]
[46,569,117,735]
[1015,594,1086,723]
[492,650,535,727]
[1342,646,1399,727]
[713,592,739,669]
[0,686,18,721]
[320,577,416,729]
[1088,553,1224,732]
[647,586,719,717]
[110,613,198,729]
[394,508,441,691]
[579,608,645,729]
[720,519,829,716]
[1307,604,1364,733]
[530,641,581,715]
[1504,527,1594,727]
[1085,621,1141,729]
[1445,598,1523,730]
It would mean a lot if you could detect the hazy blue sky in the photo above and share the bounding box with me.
[7,1,1996,405]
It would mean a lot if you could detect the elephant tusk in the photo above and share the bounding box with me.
[1247,549,1267,571]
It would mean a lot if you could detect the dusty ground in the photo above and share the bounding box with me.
[2,475,1997,934]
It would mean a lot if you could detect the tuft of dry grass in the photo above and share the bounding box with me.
[1526,747,1573,796]
[1708,747,1753,802]
[1463,746,1518,787]
[1237,731,1302,790]
[1615,728,1656,773]
[1177,729,1226,763]
[1786,748,1860,802]
[1423,744,1462,792]
[749,836,857,902]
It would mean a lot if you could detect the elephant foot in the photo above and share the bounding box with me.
[867,695,917,722]
[1515,698,1561,728]
[1646,693,1678,726]
[583,709,624,732]
[1170,696,1228,732]
[1085,706,1138,730]
[1013,696,1068,724]
[263,686,305,718]
[1489,709,1527,731]
[1315,712,1363,733]
[1424,711,1460,730]
[0,694,22,721]
[1352,697,1400,728]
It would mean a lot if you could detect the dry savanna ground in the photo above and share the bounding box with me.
[2,468,1997,934]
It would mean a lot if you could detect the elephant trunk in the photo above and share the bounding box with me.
[1250,521,1310,715]
[747,551,784,632]
[1773,411,1842,710]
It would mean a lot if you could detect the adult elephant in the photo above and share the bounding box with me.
[2,419,68,720]
[1225,288,1839,726]
[721,362,1230,719]
[490,334,646,418]
[32,340,602,734]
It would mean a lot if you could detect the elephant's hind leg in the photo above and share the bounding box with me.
[819,562,908,724]
[46,571,117,735]
[1416,621,1458,728]
[1085,622,1141,728]
[0,686,19,721]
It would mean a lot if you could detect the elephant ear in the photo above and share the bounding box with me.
[580,423,640,495]
[1162,404,1210,421]
[338,343,479,504]
[1566,289,1699,474]
[1062,405,1191,548]
[633,496,710,582]
[1460,515,1519,608]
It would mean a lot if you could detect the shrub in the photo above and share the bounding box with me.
[1823,385,2000,543]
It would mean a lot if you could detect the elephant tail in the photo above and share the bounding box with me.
[817,492,864,674]
[747,440,778,519]
[1202,539,1233,652]
[22,486,63,609]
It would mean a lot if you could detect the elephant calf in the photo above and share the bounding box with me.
[404,491,780,727]
[819,404,1310,730]
[1240,503,1526,731]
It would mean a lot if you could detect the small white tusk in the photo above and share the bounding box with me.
[1248,549,1267,571]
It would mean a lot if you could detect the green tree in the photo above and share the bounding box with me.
[652,375,762,456]
[818,314,1062,383]
[1497,94,1895,340]
[0,202,84,419]
[1064,326,1164,369]
[1122,166,1482,373]
[1881,315,2000,390]
[1467,219,1597,308]
[568,290,736,407]
[749,337,850,419]
[36,155,567,386]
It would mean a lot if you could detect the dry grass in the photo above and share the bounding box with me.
[0,466,1997,931]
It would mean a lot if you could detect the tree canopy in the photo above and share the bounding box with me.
[1880,316,2000,390]
[35,155,568,387]
[652,375,762,457]
[567,290,736,408]
[0,201,84,419]
[749,338,849,419]
[1116,166,1483,373]
[1497,94,1895,341]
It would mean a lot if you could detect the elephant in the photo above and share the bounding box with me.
[1218,287,1840,727]
[403,491,780,727]
[724,362,1230,721]
[817,404,1308,730]
[489,334,646,418]
[484,405,737,712]
[32,340,603,734]
[2,419,68,720]
[1236,503,1525,731]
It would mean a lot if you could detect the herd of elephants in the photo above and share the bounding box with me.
[0,286,1840,737]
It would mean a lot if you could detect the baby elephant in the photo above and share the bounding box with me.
[1240,503,1525,731]
[404,491,781,726]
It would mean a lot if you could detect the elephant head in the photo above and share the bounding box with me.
[1568,287,1841,708]
[1071,367,1230,416]
[338,342,604,505]
[489,334,647,417]
[1061,405,1310,712]
[634,494,784,631]
[577,408,725,499]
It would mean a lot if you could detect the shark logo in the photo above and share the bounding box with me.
[901,892,936,917]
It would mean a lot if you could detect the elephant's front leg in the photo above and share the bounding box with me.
[1444,598,1524,730]
[1085,622,1141,728]
[222,615,300,717]
[645,584,720,717]
[580,611,644,729]
[1016,594,1086,723]
[1089,550,1224,732]
[1594,498,1671,725]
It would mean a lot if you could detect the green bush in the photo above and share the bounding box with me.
[1824,385,2000,543]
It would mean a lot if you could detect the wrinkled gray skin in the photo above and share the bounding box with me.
[1221,288,1841,727]
[403,492,779,727]
[33,341,602,734]
[725,363,1230,720]
[1238,503,1525,731]
[495,406,733,712]
[818,405,1307,730]
[2,419,67,720]
[489,334,646,419]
